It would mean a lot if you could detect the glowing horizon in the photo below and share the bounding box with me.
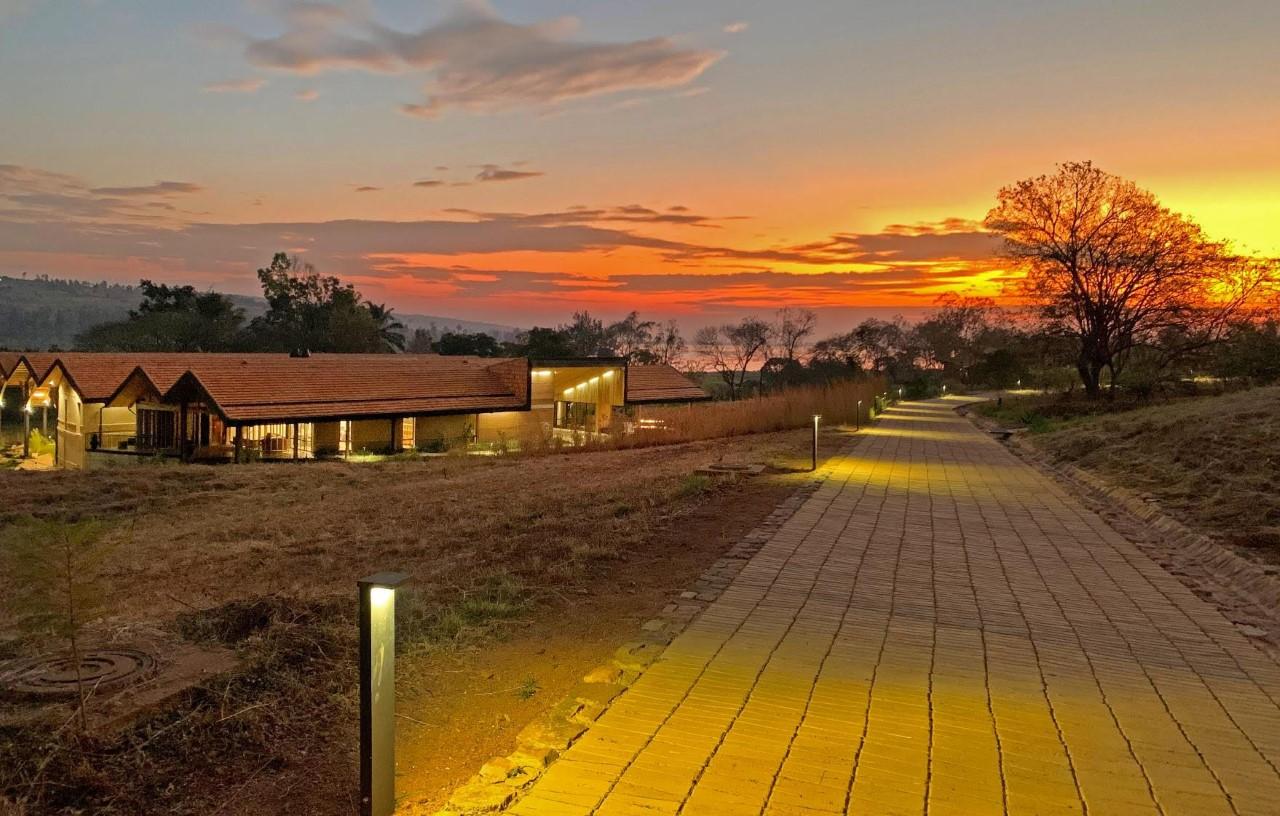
[2,1,1277,332]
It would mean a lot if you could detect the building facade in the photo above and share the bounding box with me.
[0,352,707,469]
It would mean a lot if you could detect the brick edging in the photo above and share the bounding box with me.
[424,440,859,815]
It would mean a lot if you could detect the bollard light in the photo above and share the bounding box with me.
[358,571,409,816]
[856,400,862,431]
[811,414,821,472]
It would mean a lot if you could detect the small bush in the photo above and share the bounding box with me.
[675,474,712,498]
[28,429,55,457]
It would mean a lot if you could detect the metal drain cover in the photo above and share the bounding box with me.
[1,649,157,698]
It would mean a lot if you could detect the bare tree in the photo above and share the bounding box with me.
[606,311,658,361]
[985,161,1274,397]
[913,295,1010,384]
[3,517,114,732]
[652,319,687,365]
[695,317,771,399]
[770,307,818,361]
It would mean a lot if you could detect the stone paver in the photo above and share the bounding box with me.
[505,399,1280,815]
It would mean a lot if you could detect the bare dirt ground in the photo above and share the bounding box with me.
[0,426,844,815]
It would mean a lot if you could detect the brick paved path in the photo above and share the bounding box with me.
[507,400,1280,815]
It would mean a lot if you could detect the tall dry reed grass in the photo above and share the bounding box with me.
[630,376,888,445]
[508,376,888,454]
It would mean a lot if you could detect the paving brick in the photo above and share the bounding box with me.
[485,399,1280,815]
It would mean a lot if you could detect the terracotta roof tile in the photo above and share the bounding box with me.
[625,364,709,403]
[172,354,529,422]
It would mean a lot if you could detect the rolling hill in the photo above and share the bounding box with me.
[0,275,518,350]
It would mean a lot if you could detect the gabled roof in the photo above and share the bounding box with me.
[165,354,530,423]
[35,353,283,403]
[624,364,709,403]
[0,352,20,380]
[1,353,58,385]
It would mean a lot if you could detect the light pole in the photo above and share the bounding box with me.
[856,400,862,431]
[358,571,409,816]
[811,414,820,472]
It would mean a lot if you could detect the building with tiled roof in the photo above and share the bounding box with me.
[0,352,706,468]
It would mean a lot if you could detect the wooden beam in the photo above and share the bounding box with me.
[234,424,243,464]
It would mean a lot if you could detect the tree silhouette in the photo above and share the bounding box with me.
[985,161,1274,397]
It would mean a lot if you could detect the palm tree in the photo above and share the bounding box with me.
[366,303,406,352]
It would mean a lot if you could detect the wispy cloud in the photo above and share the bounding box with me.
[202,77,266,93]
[475,164,544,183]
[90,181,203,197]
[413,179,445,188]
[723,21,749,34]
[353,185,381,192]
[294,88,319,101]
[0,164,204,225]
[234,0,723,117]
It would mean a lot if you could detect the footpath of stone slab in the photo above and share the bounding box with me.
[417,443,848,816]
[425,399,1280,816]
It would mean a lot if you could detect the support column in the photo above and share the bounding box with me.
[234,425,243,464]
[22,381,31,458]
[179,402,189,462]
[293,423,300,461]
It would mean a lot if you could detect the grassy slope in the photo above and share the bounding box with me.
[1027,387,1280,554]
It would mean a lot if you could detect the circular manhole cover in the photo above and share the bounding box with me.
[1,649,157,698]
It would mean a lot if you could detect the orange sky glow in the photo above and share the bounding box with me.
[1,1,1277,331]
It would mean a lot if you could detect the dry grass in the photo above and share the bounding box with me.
[1,430,819,625]
[0,425,834,814]
[1030,386,1280,555]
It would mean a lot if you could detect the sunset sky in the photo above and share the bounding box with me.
[2,0,1278,330]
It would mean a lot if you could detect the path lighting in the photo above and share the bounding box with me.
[898,386,904,401]
[856,400,862,431]
[811,414,821,472]
[358,571,409,816]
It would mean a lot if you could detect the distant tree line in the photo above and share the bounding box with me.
[407,310,689,364]
[76,254,406,354]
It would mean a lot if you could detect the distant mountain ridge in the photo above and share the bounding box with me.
[0,275,519,350]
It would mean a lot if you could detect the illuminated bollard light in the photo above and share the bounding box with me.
[856,400,862,431]
[811,414,821,472]
[358,571,409,816]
